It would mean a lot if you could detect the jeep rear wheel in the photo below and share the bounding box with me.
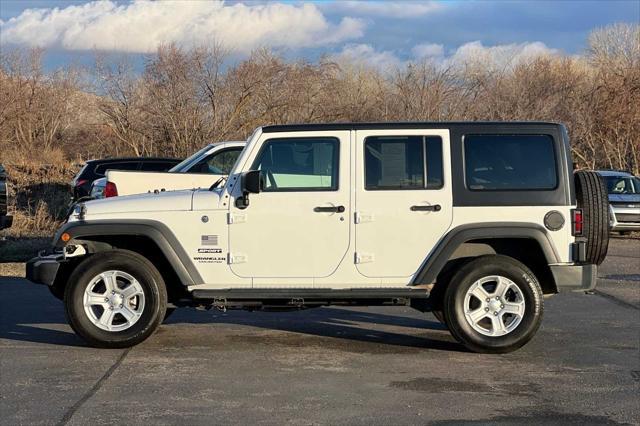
[443,255,543,353]
[64,250,167,348]
[574,170,609,265]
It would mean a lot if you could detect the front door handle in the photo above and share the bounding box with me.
[410,204,441,212]
[314,205,345,213]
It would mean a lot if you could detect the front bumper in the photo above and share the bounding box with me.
[0,215,12,230]
[26,253,63,286]
[610,205,640,231]
[550,264,597,292]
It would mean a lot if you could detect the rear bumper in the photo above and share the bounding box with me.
[26,253,62,286]
[0,215,12,230]
[550,264,597,292]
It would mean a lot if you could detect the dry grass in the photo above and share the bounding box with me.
[0,158,75,262]
[3,158,77,238]
[0,262,25,278]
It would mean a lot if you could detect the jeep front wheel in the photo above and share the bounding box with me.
[64,250,167,348]
[443,255,543,354]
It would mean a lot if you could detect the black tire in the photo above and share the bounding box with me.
[443,255,544,354]
[64,250,167,348]
[574,170,609,265]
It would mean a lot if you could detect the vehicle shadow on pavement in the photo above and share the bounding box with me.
[0,278,86,347]
[0,277,463,351]
[164,306,466,353]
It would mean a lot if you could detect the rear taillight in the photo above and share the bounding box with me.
[75,179,88,187]
[104,182,118,198]
[571,209,583,236]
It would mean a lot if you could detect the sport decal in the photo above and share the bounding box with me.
[198,248,222,254]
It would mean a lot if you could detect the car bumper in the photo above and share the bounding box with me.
[610,205,640,231]
[26,253,63,286]
[550,264,597,292]
[0,215,12,230]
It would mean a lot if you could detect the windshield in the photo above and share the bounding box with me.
[169,144,214,172]
[605,175,640,194]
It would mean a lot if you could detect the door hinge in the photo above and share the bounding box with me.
[227,212,247,224]
[228,253,248,264]
[354,211,374,224]
[355,252,375,264]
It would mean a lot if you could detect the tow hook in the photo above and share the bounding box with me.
[289,297,304,308]
[213,298,227,312]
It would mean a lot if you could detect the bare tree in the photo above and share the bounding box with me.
[95,53,152,156]
[0,48,80,158]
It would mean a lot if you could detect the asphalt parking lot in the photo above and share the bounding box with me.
[1,238,638,425]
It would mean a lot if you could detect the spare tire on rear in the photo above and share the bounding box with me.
[574,170,609,265]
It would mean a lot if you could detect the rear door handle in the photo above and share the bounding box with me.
[410,204,441,212]
[314,205,345,213]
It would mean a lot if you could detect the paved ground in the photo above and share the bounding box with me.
[1,238,638,425]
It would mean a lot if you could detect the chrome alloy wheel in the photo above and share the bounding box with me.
[463,275,525,337]
[83,270,145,332]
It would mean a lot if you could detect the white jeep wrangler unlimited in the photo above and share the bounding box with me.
[27,122,609,353]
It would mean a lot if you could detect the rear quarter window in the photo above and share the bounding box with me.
[464,134,557,191]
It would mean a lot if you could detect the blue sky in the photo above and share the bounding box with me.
[0,0,637,70]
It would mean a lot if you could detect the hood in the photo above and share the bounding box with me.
[608,193,640,204]
[83,190,196,215]
[191,188,225,211]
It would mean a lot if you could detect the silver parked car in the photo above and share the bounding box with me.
[597,170,640,234]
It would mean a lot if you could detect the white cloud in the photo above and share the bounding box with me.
[333,40,557,73]
[0,0,365,53]
[449,41,559,69]
[322,1,442,18]
[411,43,444,59]
[332,43,404,71]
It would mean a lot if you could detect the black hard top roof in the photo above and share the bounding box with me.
[261,121,562,133]
[86,157,181,164]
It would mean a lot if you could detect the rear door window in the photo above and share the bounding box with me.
[364,136,443,190]
[464,135,557,190]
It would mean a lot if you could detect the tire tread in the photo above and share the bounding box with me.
[574,171,609,265]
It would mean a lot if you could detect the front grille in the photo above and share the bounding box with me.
[617,213,640,223]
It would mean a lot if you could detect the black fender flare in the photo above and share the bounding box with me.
[412,223,560,285]
[54,220,203,286]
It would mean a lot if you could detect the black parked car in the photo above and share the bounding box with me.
[0,164,12,230]
[71,157,182,201]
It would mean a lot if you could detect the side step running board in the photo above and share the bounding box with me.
[191,288,430,300]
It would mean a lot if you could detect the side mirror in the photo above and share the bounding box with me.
[236,170,263,209]
[242,170,263,194]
